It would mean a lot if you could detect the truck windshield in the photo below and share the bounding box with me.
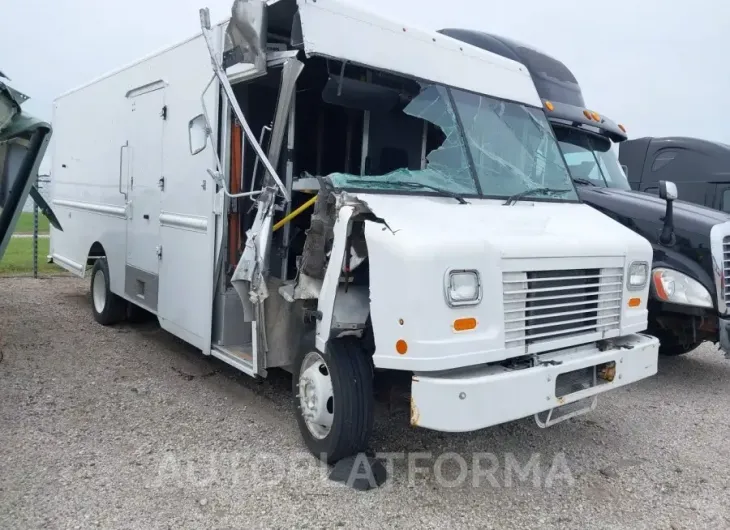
[330,84,578,202]
[555,127,631,190]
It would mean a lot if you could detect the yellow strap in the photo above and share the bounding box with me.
[272,194,318,232]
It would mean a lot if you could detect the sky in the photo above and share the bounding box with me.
[2,0,729,175]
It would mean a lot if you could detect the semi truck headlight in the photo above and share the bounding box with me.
[651,268,713,309]
[446,270,481,306]
[627,261,649,290]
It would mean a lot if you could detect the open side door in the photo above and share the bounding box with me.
[196,2,302,375]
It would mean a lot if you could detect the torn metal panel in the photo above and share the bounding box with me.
[232,187,277,302]
[263,57,304,188]
[315,203,356,353]
[227,0,268,71]
[299,177,337,280]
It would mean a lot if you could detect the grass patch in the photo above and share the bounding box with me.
[0,237,64,276]
[13,211,50,235]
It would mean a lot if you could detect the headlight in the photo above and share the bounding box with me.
[651,268,713,308]
[445,269,481,306]
[627,261,649,290]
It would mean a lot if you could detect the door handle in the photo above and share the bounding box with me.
[119,141,129,200]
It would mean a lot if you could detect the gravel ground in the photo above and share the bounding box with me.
[1,276,729,529]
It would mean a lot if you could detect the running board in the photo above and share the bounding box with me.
[534,396,598,428]
[211,344,257,378]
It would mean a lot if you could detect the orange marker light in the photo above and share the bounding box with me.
[545,101,555,111]
[591,111,601,121]
[583,109,593,120]
[652,270,669,301]
[453,318,477,332]
[618,124,627,133]
[628,297,641,308]
[396,340,408,355]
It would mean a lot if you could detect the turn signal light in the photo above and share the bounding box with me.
[453,317,477,332]
[396,340,408,355]
[545,100,555,111]
[628,297,641,308]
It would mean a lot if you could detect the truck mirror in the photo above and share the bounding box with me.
[188,114,209,156]
[621,164,629,177]
[659,180,678,201]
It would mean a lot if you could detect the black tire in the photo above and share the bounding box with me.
[126,302,152,323]
[90,258,126,326]
[293,337,374,465]
[659,339,703,357]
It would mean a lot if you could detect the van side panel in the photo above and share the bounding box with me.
[50,28,222,353]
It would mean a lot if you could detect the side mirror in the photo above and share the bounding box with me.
[620,164,629,177]
[188,114,209,156]
[659,180,678,201]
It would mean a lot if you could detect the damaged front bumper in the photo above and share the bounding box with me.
[409,334,659,432]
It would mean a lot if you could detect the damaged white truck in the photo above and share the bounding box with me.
[49,0,660,463]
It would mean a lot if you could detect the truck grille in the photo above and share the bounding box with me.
[724,237,730,304]
[503,268,623,349]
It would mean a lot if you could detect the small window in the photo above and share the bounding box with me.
[722,189,730,214]
[652,150,676,172]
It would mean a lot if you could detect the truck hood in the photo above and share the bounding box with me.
[576,185,730,237]
[354,193,651,259]
[353,193,652,371]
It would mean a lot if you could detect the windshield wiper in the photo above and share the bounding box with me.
[355,179,469,204]
[572,178,597,187]
[503,187,571,206]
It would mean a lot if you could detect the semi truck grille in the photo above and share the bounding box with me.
[503,268,623,348]
[724,237,730,304]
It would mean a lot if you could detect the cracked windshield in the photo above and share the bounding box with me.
[330,83,578,202]
[556,128,631,190]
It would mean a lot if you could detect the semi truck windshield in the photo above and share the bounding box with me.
[330,84,578,202]
[556,127,631,190]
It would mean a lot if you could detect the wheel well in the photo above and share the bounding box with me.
[87,241,106,265]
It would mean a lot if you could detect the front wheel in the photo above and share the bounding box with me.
[659,339,703,357]
[293,337,374,465]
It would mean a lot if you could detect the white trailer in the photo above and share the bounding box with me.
[50,0,659,463]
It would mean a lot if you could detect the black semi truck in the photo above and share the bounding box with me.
[619,136,730,213]
[441,28,730,358]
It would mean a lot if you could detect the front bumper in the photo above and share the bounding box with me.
[410,334,659,432]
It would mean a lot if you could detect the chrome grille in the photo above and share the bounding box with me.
[504,268,623,348]
[724,237,730,304]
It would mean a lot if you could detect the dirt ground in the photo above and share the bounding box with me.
[1,276,729,529]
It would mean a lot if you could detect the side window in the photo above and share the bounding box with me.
[652,150,677,172]
[722,189,730,214]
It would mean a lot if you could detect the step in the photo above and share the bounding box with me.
[211,343,256,377]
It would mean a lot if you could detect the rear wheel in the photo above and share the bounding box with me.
[90,258,126,326]
[293,337,374,464]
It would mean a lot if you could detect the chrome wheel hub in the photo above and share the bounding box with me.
[298,351,334,440]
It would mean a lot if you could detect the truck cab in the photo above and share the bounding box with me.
[441,28,730,358]
[619,136,730,212]
[49,0,659,464]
